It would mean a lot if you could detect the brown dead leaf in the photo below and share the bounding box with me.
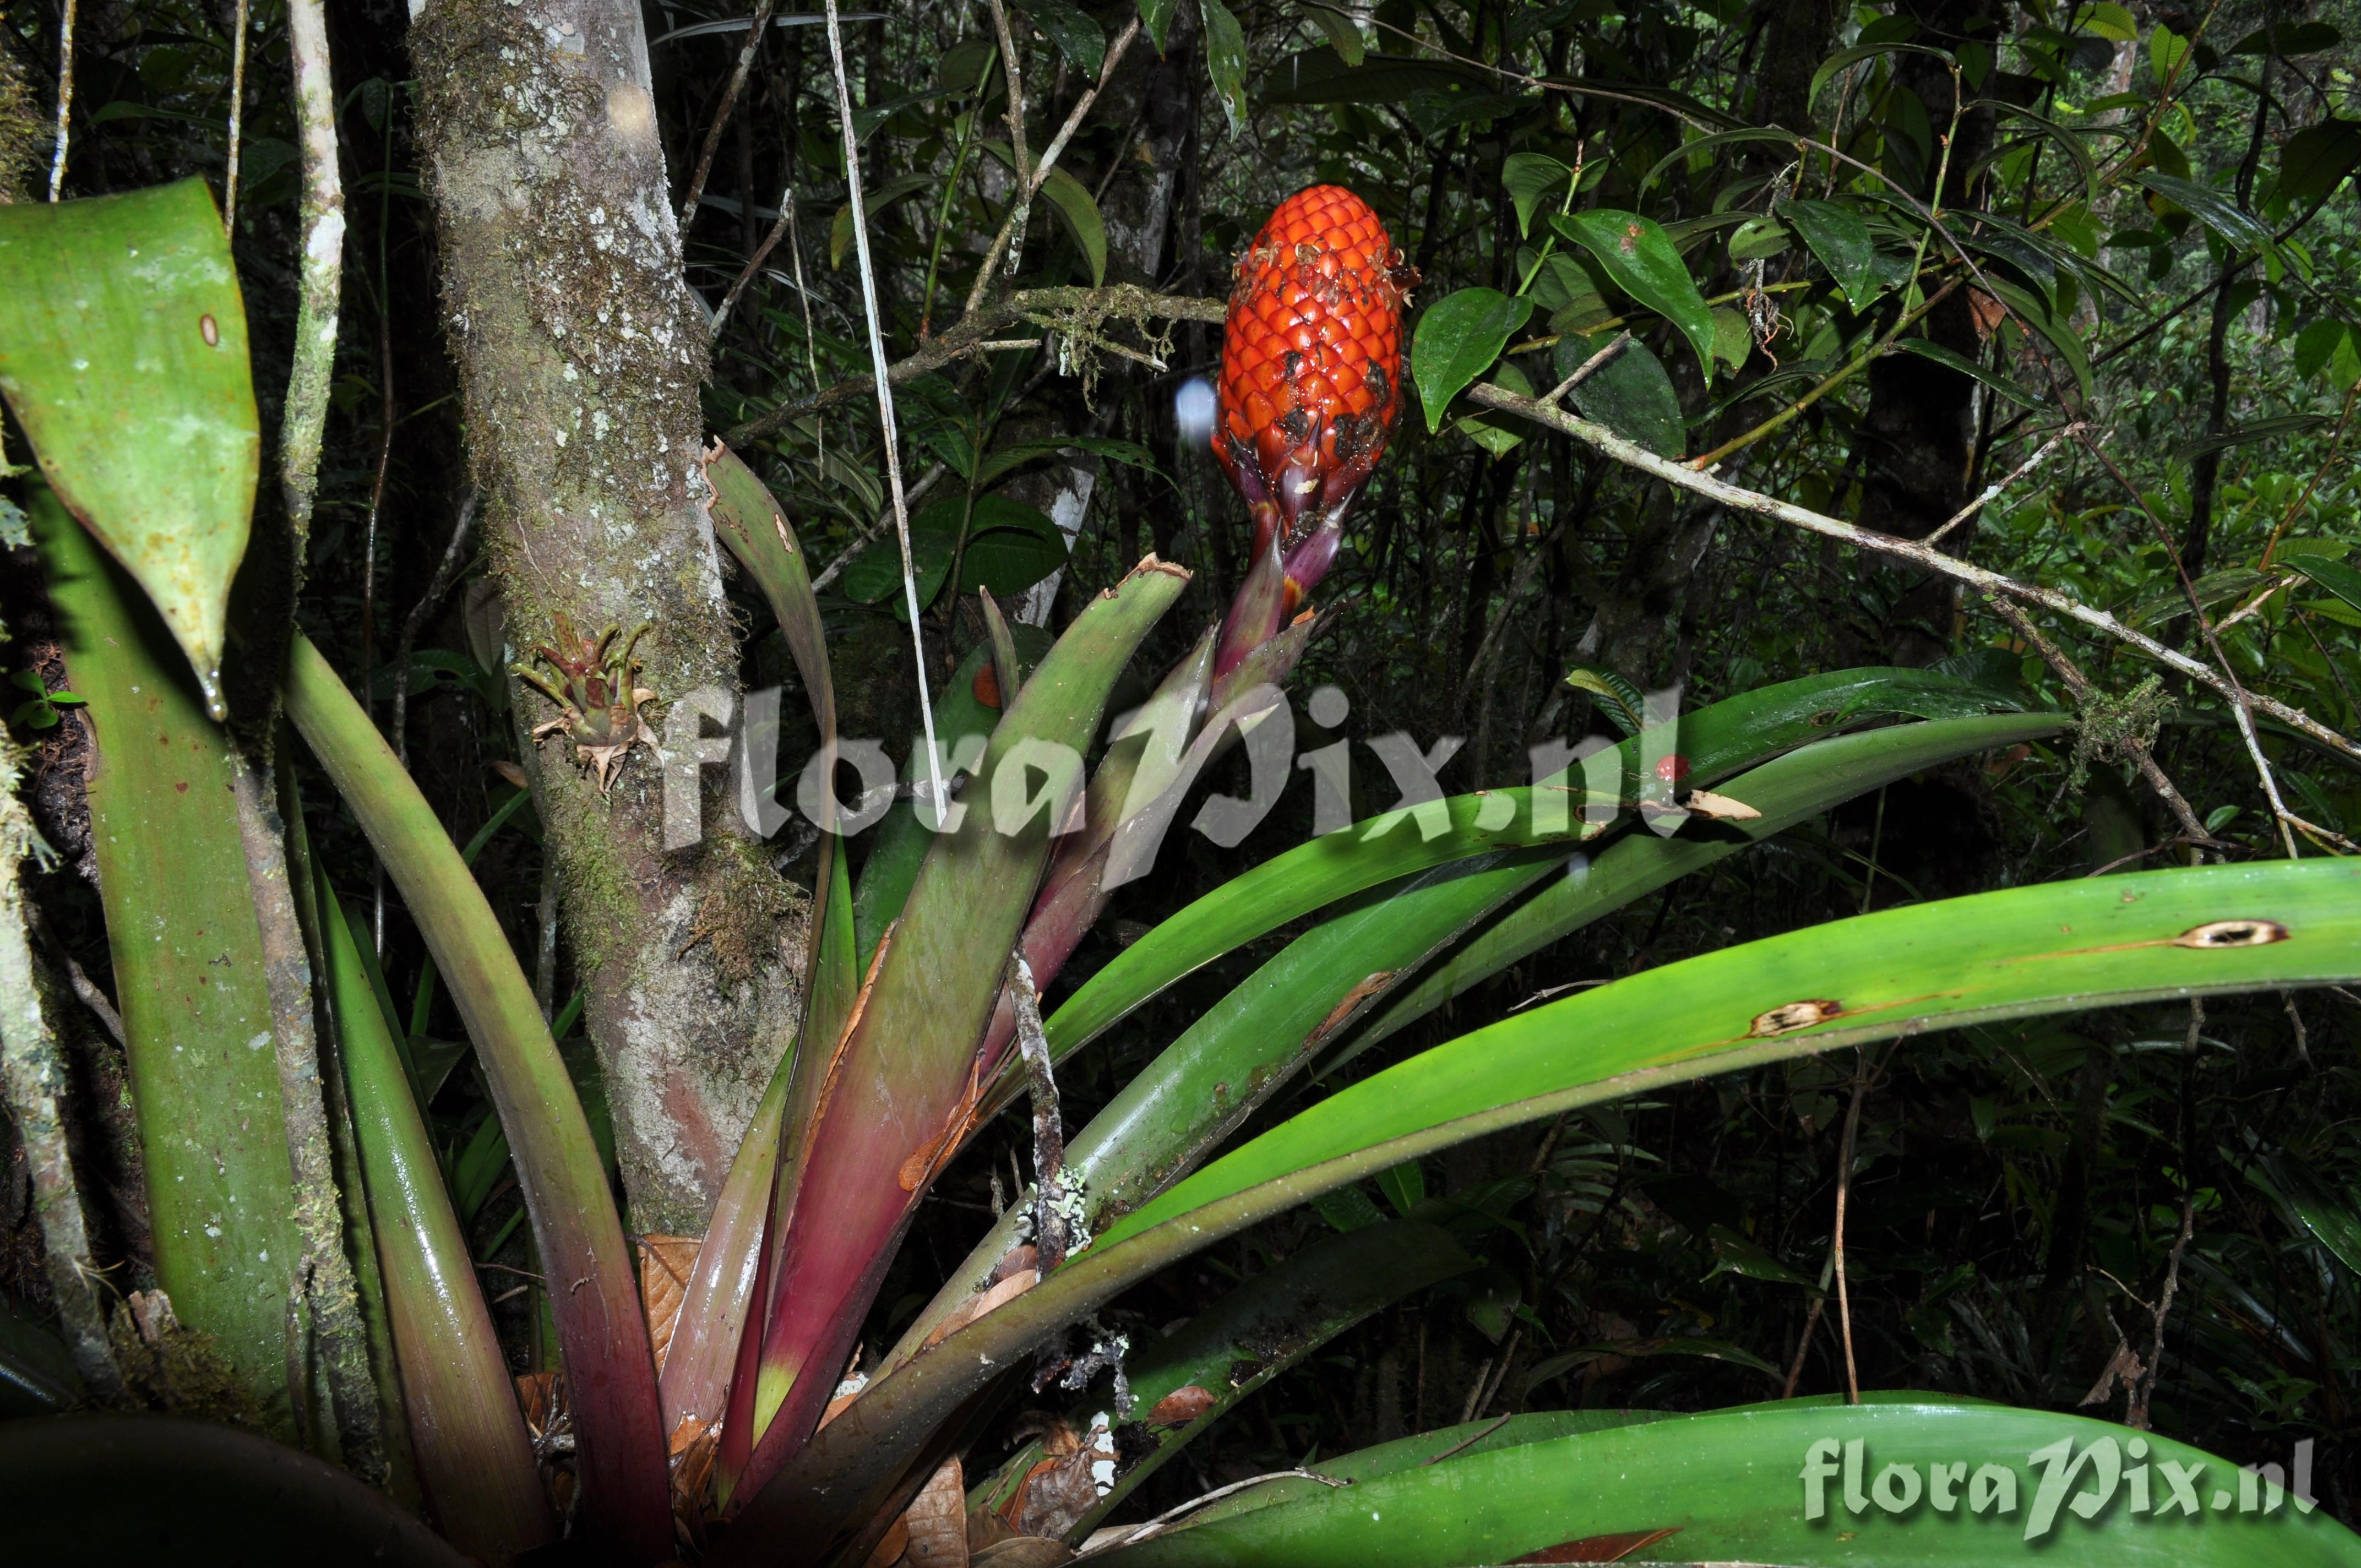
[670,1418,719,1534]
[1968,289,2005,339]
[1143,1385,1218,1428]
[968,1499,1019,1556]
[901,1457,970,1567]
[1009,1417,1117,1539]
[514,1369,560,1438]
[862,1516,911,1568]
[638,1233,702,1376]
[1511,1526,1682,1562]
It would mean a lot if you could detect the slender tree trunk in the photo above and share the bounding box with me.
[1856,0,2001,666]
[410,0,803,1232]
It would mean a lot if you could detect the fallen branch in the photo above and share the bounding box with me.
[721,285,1222,449]
[1467,381,2361,767]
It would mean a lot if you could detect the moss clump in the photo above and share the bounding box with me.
[0,48,41,202]
[2069,674,2167,793]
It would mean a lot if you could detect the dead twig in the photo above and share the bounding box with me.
[224,0,249,226]
[1924,423,2083,548]
[1832,1050,1870,1404]
[723,284,1222,448]
[679,0,779,225]
[712,184,795,340]
[959,15,1146,315]
[1982,596,2211,843]
[1466,382,2361,769]
[821,0,943,813]
[46,0,74,199]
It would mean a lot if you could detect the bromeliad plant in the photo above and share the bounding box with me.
[3,176,2361,1568]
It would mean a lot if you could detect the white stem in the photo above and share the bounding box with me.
[47,0,76,200]
[823,0,943,810]
[224,0,250,226]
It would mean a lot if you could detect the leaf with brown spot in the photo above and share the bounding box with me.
[1749,998,1843,1037]
[1307,971,1399,1046]
[1682,788,1760,821]
[0,181,257,715]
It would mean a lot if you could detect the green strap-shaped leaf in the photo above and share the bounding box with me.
[1091,1397,2361,1565]
[1047,667,2036,1057]
[1329,711,2065,1074]
[282,635,674,1557]
[0,180,257,717]
[316,863,555,1563]
[30,491,303,1434]
[2251,1153,2361,1277]
[729,560,1192,1510]
[1058,1222,1472,1540]
[1552,208,1718,380]
[1412,287,1535,433]
[777,859,2361,1549]
[1102,858,2361,1252]
[2292,555,2361,618]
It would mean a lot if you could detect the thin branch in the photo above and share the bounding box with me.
[1781,1295,1826,1399]
[1094,1470,1350,1552]
[392,492,480,772]
[679,0,779,225]
[46,0,75,200]
[2069,430,2305,857]
[712,184,795,340]
[1924,422,2083,548]
[280,0,343,541]
[1832,1050,1868,1405]
[1466,381,2361,767]
[1542,329,1629,406]
[822,0,943,812]
[0,765,122,1400]
[1982,596,2210,843]
[723,285,1223,448]
[983,0,1035,273]
[224,0,250,226]
[784,182,825,470]
[959,15,1145,316]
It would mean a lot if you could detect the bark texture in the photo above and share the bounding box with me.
[411,0,803,1231]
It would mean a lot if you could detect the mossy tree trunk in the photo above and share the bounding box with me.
[410,0,801,1232]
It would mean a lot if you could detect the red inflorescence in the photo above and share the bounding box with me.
[1214,186,1418,554]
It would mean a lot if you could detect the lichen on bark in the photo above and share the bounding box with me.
[410,0,803,1231]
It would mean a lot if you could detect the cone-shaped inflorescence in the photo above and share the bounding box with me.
[1210,184,1417,676]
